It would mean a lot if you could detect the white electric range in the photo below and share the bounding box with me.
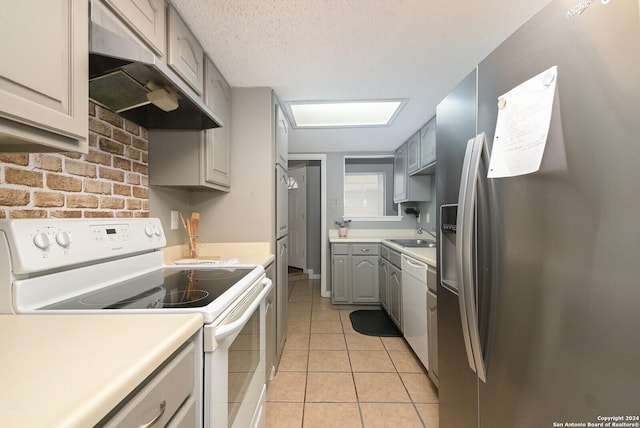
[0,218,271,428]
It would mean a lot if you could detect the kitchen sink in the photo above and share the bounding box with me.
[387,239,436,248]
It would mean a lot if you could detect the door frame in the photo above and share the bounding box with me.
[288,154,328,298]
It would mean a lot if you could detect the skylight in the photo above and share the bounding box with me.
[286,100,405,128]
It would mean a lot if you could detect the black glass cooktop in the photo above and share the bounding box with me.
[42,267,255,310]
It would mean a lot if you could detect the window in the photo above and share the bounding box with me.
[343,156,400,220]
[344,173,385,217]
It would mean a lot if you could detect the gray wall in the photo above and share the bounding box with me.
[306,161,321,274]
[149,87,275,248]
[416,177,437,234]
[149,186,192,246]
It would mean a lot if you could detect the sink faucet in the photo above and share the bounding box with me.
[417,226,437,239]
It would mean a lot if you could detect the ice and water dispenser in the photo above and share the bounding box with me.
[440,204,459,294]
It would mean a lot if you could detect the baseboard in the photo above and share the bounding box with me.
[303,268,321,279]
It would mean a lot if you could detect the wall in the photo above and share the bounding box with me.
[305,161,321,274]
[0,102,149,219]
[188,87,274,246]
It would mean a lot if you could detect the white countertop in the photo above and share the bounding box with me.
[164,242,274,267]
[0,313,202,428]
[329,232,437,267]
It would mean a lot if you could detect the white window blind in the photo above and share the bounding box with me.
[344,173,385,217]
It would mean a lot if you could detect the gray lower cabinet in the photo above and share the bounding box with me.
[379,245,402,331]
[331,254,350,303]
[388,264,402,329]
[378,258,389,311]
[265,262,276,381]
[331,243,379,305]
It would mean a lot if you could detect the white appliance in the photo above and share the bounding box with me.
[401,254,428,369]
[0,218,271,428]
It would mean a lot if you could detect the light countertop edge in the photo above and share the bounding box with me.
[0,313,202,428]
[329,237,437,267]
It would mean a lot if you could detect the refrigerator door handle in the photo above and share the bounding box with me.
[457,133,490,383]
[456,137,477,373]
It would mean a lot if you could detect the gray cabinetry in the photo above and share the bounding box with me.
[378,256,389,311]
[406,131,421,174]
[394,142,432,203]
[331,254,350,304]
[265,262,276,380]
[331,243,379,305]
[102,341,196,427]
[276,237,288,359]
[102,0,166,55]
[419,117,436,169]
[275,103,289,169]
[352,255,379,303]
[148,58,230,191]
[388,264,402,330]
[167,5,204,94]
[379,244,402,330]
[203,57,231,188]
[0,0,88,152]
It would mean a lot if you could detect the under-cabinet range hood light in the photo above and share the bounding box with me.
[89,2,221,130]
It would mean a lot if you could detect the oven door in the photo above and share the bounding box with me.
[203,275,272,428]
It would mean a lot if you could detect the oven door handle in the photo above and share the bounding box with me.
[214,278,273,341]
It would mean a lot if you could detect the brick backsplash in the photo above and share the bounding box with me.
[0,102,149,219]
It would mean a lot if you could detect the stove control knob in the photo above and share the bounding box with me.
[56,231,72,248]
[33,233,51,250]
[145,224,154,237]
[153,225,162,236]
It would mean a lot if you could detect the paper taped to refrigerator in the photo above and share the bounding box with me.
[488,66,558,178]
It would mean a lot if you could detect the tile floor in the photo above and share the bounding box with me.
[265,270,439,428]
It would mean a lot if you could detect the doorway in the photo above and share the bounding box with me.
[287,154,328,297]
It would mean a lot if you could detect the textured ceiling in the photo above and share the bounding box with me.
[171,0,552,152]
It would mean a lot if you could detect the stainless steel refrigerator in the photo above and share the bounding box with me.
[436,1,640,427]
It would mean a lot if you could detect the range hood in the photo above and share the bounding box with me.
[89,3,221,130]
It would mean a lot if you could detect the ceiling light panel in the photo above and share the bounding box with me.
[287,100,405,128]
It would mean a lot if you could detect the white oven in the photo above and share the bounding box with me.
[0,218,271,428]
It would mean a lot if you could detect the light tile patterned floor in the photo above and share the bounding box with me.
[266,272,439,428]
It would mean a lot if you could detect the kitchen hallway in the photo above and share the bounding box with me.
[265,270,439,427]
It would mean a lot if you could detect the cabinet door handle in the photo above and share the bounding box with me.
[139,400,166,428]
[360,248,370,253]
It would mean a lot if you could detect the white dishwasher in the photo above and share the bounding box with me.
[401,254,428,369]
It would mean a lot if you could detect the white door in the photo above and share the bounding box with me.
[288,166,307,269]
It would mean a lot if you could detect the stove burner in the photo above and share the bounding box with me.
[159,290,210,307]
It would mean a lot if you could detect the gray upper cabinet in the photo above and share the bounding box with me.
[394,141,432,203]
[393,143,408,202]
[203,57,230,188]
[406,131,421,174]
[0,0,88,153]
[167,5,204,94]
[419,117,436,169]
[102,0,166,56]
[275,103,288,168]
[148,57,230,191]
[276,164,288,238]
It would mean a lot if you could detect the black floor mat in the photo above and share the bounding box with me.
[349,310,402,337]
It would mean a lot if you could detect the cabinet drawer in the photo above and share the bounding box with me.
[332,244,349,255]
[380,245,390,260]
[102,341,196,427]
[166,395,196,428]
[351,244,379,256]
[388,250,402,268]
